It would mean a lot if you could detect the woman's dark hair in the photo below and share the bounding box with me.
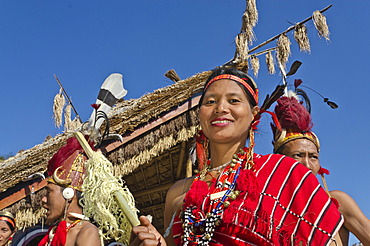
[199,67,258,107]
[4,221,15,231]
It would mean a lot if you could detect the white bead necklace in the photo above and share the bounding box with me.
[208,161,231,173]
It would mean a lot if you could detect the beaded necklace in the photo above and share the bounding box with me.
[182,147,254,245]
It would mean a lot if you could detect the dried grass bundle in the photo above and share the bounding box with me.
[235,32,249,62]
[64,104,72,131]
[246,0,258,26]
[277,33,291,68]
[164,69,181,82]
[53,88,65,128]
[265,50,275,74]
[294,24,311,52]
[240,0,258,45]
[313,10,330,40]
[250,56,260,77]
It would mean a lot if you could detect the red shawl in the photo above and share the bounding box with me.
[173,153,343,245]
[38,221,67,246]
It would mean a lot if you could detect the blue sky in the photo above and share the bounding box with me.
[0,1,369,244]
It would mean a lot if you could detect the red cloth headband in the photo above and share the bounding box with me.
[204,74,258,104]
[0,216,15,228]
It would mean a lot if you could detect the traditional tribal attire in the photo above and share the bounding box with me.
[272,96,333,198]
[271,96,320,153]
[173,70,343,245]
[38,137,92,246]
[172,151,343,245]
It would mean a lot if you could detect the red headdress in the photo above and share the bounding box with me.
[47,136,94,191]
[272,96,320,153]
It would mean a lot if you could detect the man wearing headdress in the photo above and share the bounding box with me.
[39,137,101,246]
[271,96,370,245]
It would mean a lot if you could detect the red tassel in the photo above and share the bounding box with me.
[318,167,330,175]
[195,131,207,171]
[261,110,282,132]
[236,169,259,201]
[38,221,67,246]
[251,120,260,131]
[183,180,208,208]
[274,97,313,132]
[330,197,340,208]
[51,221,67,246]
[294,79,303,88]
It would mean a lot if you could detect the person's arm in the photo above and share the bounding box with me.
[163,178,191,246]
[75,223,102,246]
[330,190,370,245]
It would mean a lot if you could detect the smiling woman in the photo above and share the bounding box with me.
[0,211,16,246]
[130,67,344,246]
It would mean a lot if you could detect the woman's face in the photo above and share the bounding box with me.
[281,139,320,175]
[199,79,259,145]
[0,221,13,246]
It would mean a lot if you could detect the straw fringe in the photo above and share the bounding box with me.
[83,151,138,243]
[109,70,211,135]
[250,56,260,77]
[313,10,330,40]
[53,89,65,128]
[1,70,211,193]
[294,24,311,53]
[6,189,47,229]
[276,33,291,68]
[112,126,198,177]
[265,50,275,74]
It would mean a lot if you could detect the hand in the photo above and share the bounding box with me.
[130,216,167,246]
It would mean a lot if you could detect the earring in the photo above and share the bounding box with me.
[195,130,209,171]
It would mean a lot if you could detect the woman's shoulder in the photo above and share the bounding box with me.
[167,176,195,199]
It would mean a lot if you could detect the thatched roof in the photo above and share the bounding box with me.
[0,69,210,230]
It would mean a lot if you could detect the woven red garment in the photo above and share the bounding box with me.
[172,153,343,246]
[38,221,67,246]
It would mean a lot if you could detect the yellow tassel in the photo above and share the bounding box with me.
[265,50,275,74]
[250,56,259,77]
[294,24,311,53]
[53,88,65,128]
[277,33,291,68]
[313,10,330,41]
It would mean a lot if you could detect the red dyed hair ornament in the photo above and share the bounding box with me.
[272,96,320,153]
